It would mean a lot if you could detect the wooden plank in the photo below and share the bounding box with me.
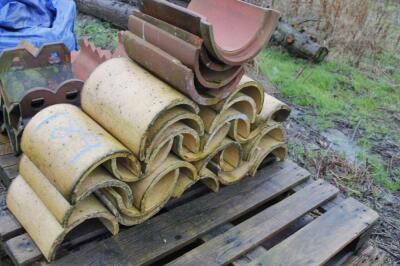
[251,198,379,266]
[233,247,268,266]
[53,160,310,266]
[60,220,109,250]
[293,178,346,211]
[0,143,13,156]
[0,210,23,241]
[200,224,233,242]
[199,224,270,266]
[0,190,5,209]
[0,154,20,169]
[2,220,113,265]
[0,164,18,188]
[199,215,314,266]
[0,134,10,145]
[168,180,339,266]
[341,245,386,266]
[233,215,314,266]
[0,192,23,241]
[4,234,42,266]
[164,184,209,211]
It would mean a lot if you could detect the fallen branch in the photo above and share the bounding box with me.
[75,0,137,29]
[272,18,329,63]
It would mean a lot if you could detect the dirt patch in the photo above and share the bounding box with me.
[247,57,400,263]
[285,104,400,264]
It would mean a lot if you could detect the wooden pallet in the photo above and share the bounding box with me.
[0,135,19,188]
[0,140,379,266]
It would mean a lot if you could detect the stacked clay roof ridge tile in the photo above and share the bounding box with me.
[6,1,293,262]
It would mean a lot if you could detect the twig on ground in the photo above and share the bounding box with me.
[294,66,306,80]
[351,119,361,141]
[377,243,400,260]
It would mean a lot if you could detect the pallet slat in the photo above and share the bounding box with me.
[199,223,270,266]
[251,198,379,266]
[0,164,18,188]
[168,180,339,266]
[0,143,13,156]
[0,134,10,145]
[2,220,110,266]
[199,210,316,266]
[52,160,309,266]
[3,234,41,266]
[0,159,379,266]
[0,155,20,169]
[0,210,23,242]
[0,192,23,241]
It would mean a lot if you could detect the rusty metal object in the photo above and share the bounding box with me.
[138,0,280,65]
[0,42,83,154]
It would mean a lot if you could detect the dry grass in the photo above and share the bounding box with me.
[249,0,400,66]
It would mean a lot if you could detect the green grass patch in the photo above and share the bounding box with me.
[75,15,119,50]
[366,155,400,191]
[258,47,400,191]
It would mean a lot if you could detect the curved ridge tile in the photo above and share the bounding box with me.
[81,57,203,172]
[96,155,187,226]
[258,92,291,123]
[171,155,220,198]
[213,75,265,119]
[6,176,118,262]
[128,13,244,89]
[122,31,243,105]
[139,0,280,65]
[249,137,288,176]
[193,137,249,185]
[20,104,141,202]
[19,155,133,227]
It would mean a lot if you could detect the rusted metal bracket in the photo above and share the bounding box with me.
[138,0,280,65]
[0,42,83,154]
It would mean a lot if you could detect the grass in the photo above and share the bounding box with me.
[75,14,119,50]
[258,47,400,191]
